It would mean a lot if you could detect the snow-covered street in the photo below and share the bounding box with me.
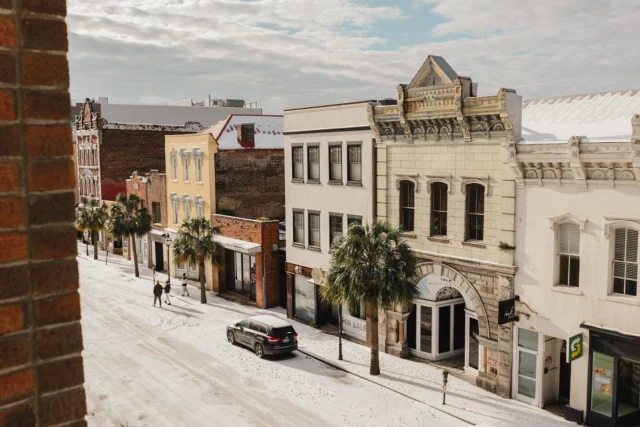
[78,245,574,427]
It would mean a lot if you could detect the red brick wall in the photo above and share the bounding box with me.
[211,215,281,308]
[0,0,87,425]
[100,128,193,201]
[215,149,284,220]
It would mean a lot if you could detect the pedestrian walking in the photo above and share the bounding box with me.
[181,272,189,296]
[164,280,172,305]
[153,280,163,307]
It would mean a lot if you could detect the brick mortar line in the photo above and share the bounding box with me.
[0,396,33,412]
[296,348,476,426]
[34,319,81,331]
[50,416,87,427]
[32,288,80,301]
[38,383,84,399]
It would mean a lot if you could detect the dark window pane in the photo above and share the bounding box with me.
[308,147,320,180]
[439,305,451,354]
[400,181,415,232]
[613,277,625,294]
[430,183,448,236]
[329,146,342,181]
[348,145,362,182]
[559,255,569,286]
[330,215,343,246]
[627,280,637,296]
[420,306,432,354]
[569,257,580,287]
[468,318,479,370]
[466,184,484,241]
[271,326,296,338]
[454,303,465,351]
[292,147,304,179]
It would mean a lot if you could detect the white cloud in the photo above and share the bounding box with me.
[68,0,640,114]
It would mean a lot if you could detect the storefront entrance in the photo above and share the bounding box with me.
[225,250,256,302]
[586,326,640,427]
[154,241,164,271]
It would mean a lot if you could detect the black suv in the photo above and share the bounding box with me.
[227,315,298,358]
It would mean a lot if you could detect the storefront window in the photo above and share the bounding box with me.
[295,275,315,324]
[420,306,432,354]
[468,318,479,370]
[617,359,640,418]
[232,252,255,300]
[591,352,614,417]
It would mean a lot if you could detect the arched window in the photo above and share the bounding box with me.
[465,184,484,241]
[430,182,448,237]
[399,180,415,232]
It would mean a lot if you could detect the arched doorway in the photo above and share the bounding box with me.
[407,262,487,373]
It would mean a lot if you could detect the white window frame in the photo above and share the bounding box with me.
[555,222,581,287]
[182,195,191,221]
[194,196,204,218]
[193,148,203,183]
[512,328,542,406]
[169,193,179,225]
[548,214,586,289]
[170,150,178,181]
[605,220,640,299]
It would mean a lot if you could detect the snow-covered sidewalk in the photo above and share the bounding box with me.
[78,242,573,426]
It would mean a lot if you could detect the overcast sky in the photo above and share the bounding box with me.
[67,0,640,114]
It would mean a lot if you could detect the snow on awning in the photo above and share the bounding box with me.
[580,322,640,341]
[214,235,261,255]
[150,230,165,237]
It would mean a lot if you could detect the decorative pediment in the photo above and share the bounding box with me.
[192,148,203,159]
[426,174,452,194]
[604,218,640,238]
[460,176,490,195]
[169,149,177,160]
[395,174,420,193]
[548,213,587,232]
[407,56,459,89]
[178,148,189,158]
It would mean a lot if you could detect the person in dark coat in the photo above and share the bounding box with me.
[153,280,163,307]
[181,272,189,296]
[164,281,172,305]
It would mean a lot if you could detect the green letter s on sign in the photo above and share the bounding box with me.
[568,333,583,363]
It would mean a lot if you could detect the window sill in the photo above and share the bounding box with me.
[604,295,640,306]
[462,241,486,248]
[183,181,190,184]
[291,179,305,184]
[427,236,449,243]
[328,180,343,186]
[306,180,321,185]
[551,286,583,296]
[346,181,362,187]
[171,179,178,183]
[307,246,321,252]
[196,181,203,185]
[292,243,305,249]
[401,233,417,239]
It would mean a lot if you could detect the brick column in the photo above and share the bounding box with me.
[0,0,87,425]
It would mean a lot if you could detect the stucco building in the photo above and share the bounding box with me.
[512,91,640,426]
[164,114,285,302]
[283,101,376,341]
[368,56,522,397]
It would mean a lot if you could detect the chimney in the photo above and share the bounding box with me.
[632,114,640,142]
[237,123,255,148]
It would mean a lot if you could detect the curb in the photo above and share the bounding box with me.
[296,348,476,426]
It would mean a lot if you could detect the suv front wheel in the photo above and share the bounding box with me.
[227,331,235,345]
[254,343,264,358]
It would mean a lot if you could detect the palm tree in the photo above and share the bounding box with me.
[321,219,419,376]
[106,193,152,277]
[171,217,221,304]
[75,199,108,260]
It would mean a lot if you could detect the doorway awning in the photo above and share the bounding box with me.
[214,235,261,255]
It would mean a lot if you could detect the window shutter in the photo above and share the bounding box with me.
[626,229,639,262]
[558,223,580,255]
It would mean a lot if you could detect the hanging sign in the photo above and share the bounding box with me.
[567,333,584,363]
[498,297,519,325]
[310,267,325,286]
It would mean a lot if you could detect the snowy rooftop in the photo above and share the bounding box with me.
[521,89,640,144]
[201,114,284,149]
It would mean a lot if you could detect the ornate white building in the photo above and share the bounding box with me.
[513,91,640,426]
[368,56,522,397]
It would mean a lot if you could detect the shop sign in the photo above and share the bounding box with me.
[342,315,367,341]
[311,267,324,286]
[498,297,519,325]
[567,333,583,363]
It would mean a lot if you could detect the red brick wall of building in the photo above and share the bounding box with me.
[100,128,194,201]
[215,149,284,220]
[0,0,87,425]
[211,215,281,308]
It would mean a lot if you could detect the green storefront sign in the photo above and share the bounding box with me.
[568,333,584,363]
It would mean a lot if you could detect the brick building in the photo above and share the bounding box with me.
[125,170,168,271]
[211,215,282,308]
[74,98,204,203]
[0,0,87,425]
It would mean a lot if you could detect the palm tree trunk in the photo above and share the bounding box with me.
[127,237,131,261]
[92,231,98,260]
[131,235,139,277]
[199,258,207,304]
[369,302,380,376]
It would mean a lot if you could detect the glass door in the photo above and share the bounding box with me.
[465,314,480,372]
[419,306,433,355]
[516,328,539,404]
[616,358,640,425]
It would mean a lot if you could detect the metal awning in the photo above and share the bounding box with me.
[214,235,261,255]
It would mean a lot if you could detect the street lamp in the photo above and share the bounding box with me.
[162,233,172,284]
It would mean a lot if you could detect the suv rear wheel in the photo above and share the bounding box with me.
[255,343,264,358]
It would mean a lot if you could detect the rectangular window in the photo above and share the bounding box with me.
[590,352,614,417]
[465,184,485,241]
[172,202,178,225]
[307,146,320,181]
[400,181,415,232]
[557,223,580,287]
[329,214,343,247]
[196,157,202,182]
[347,215,362,229]
[197,203,204,218]
[171,157,177,180]
[430,183,448,236]
[308,212,320,249]
[292,146,304,180]
[347,144,362,183]
[152,202,161,224]
[612,228,639,296]
[293,211,304,245]
[420,306,432,354]
[183,157,189,181]
[329,145,342,182]
[184,202,190,220]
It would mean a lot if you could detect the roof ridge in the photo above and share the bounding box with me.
[524,89,640,104]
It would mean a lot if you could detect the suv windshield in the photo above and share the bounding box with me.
[270,326,296,338]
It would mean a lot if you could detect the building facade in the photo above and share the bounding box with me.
[284,101,376,340]
[164,114,285,291]
[512,91,640,426]
[125,170,168,271]
[368,56,522,397]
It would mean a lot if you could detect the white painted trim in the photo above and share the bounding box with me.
[548,213,587,232]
